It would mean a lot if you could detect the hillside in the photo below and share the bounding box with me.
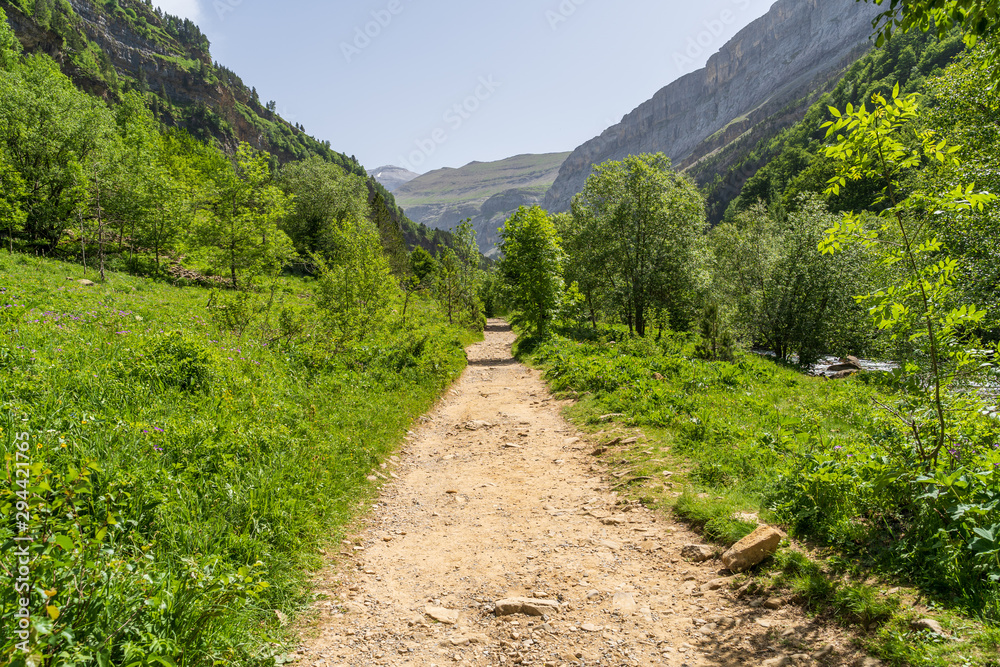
[543,0,882,214]
[0,0,447,251]
[394,152,570,254]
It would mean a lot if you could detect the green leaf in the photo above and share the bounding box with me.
[54,534,74,552]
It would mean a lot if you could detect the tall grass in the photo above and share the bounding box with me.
[0,253,472,666]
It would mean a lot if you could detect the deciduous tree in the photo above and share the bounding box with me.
[498,205,564,336]
[569,153,707,336]
[821,85,997,469]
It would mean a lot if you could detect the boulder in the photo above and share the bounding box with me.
[721,526,784,572]
[493,597,561,617]
[77,279,96,287]
[827,358,862,373]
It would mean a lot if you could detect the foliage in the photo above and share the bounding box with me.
[708,27,965,225]
[197,143,295,289]
[710,197,875,363]
[0,144,26,248]
[568,153,708,336]
[0,52,116,250]
[313,216,396,345]
[435,220,484,331]
[498,205,565,336]
[861,0,1000,85]
[277,156,369,265]
[694,302,737,362]
[921,40,1000,341]
[0,256,471,666]
[821,86,997,470]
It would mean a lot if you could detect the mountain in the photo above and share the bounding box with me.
[368,165,420,192]
[543,0,883,214]
[394,152,570,255]
[0,0,450,252]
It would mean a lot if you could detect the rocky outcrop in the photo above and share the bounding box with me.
[543,0,881,213]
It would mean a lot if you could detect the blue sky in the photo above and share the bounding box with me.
[155,0,776,174]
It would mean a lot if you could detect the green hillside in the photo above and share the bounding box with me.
[688,28,966,224]
[0,0,448,252]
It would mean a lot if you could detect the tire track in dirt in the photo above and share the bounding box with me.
[293,320,876,667]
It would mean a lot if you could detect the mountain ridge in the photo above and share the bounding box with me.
[543,0,882,213]
[0,0,453,252]
[393,152,570,254]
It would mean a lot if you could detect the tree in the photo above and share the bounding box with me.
[277,156,368,264]
[33,0,54,29]
[498,206,564,336]
[859,0,1000,83]
[0,53,116,250]
[921,41,1000,341]
[401,246,437,325]
[200,143,295,289]
[0,146,26,251]
[0,8,22,69]
[435,220,484,330]
[710,197,873,363]
[313,218,395,344]
[821,85,997,470]
[570,153,707,336]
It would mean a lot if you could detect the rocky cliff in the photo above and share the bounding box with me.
[543,0,882,213]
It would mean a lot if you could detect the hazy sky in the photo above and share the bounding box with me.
[155,0,776,174]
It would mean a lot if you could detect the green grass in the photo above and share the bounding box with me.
[521,324,1000,666]
[0,252,474,666]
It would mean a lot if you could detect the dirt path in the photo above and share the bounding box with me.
[295,320,873,667]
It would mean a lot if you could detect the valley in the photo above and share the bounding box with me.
[1,0,999,665]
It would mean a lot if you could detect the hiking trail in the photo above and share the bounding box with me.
[294,320,873,667]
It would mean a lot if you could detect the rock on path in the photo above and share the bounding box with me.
[294,320,870,666]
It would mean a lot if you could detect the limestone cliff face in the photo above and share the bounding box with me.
[543,0,881,213]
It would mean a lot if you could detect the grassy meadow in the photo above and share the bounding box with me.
[0,252,475,666]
